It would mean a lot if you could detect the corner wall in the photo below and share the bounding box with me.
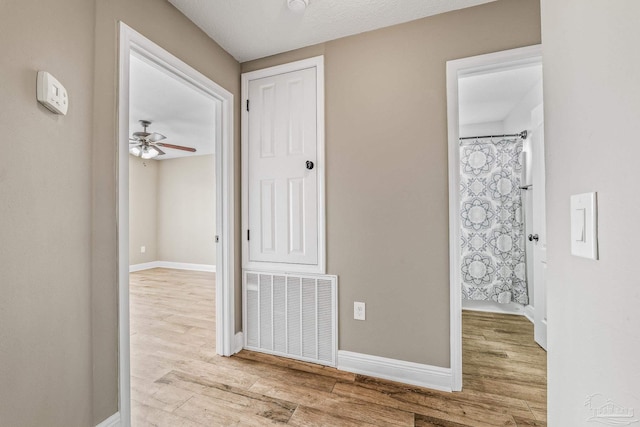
[129,155,216,267]
[242,0,541,367]
[541,1,640,424]
[129,156,159,265]
[157,155,216,265]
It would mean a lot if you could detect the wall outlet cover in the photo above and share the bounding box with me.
[354,301,366,320]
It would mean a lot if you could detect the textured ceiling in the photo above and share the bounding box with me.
[168,0,497,62]
[129,54,216,160]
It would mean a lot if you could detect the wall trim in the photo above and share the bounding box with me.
[337,350,452,392]
[96,412,120,427]
[234,331,244,354]
[446,44,543,392]
[462,300,526,316]
[129,261,160,272]
[524,304,535,324]
[129,261,216,273]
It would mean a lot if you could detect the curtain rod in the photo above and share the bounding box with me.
[459,130,528,141]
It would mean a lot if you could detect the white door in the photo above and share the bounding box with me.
[247,67,319,267]
[531,103,547,351]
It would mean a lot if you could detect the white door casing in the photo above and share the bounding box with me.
[531,103,547,350]
[446,45,543,391]
[242,57,325,274]
[118,23,236,427]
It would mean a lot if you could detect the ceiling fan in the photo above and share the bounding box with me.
[129,119,196,159]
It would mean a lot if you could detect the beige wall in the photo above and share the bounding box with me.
[129,155,216,266]
[91,0,241,423]
[0,1,96,426]
[0,0,552,424]
[243,0,541,367]
[541,1,640,424]
[158,155,216,265]
[129,156,159,265]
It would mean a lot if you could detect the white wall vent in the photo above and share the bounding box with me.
[243,271,337,366]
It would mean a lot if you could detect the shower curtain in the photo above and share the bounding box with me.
[460,137,528,304]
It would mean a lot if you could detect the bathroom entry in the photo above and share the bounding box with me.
[447,45,547,390]
[457,62,543,320]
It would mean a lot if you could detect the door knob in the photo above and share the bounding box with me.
[528,234,539,242]
[306,160,314,170]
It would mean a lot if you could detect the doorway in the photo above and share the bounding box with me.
[117,23,235,426]
[446,45,546,391]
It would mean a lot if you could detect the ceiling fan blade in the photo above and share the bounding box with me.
[147,132,166,143]
[156,142,197,153]
[154,146,166,156]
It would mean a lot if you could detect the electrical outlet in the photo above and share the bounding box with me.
[354,301,366,320]
[140,246,146,254]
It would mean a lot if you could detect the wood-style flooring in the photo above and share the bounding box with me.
[130,268,547,426]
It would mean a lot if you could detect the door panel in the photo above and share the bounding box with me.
[248,68,318,266]
[260,179,276,254]
[259,84,276,157]
[288,178,305,254]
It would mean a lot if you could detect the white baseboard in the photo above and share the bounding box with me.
[96,412,120,427]
[130,261,216,273]
[524,304,535,323]
[337,350,452,392]
[234,331,244,354]
[129,261,161,272]
[462,300,526,316]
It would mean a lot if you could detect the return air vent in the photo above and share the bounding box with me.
[243,271,337,366]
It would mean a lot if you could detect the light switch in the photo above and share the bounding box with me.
[570,192,598,259]
[571,208,585,242]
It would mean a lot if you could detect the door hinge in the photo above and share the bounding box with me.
[247,229,250,241]
[246,99,249,112]
[215,235,219,243]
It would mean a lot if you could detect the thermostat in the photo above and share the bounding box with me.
[37,71,68,115]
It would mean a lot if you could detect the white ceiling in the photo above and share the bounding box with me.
[168,0,497,62]
[458,64,543,126]
[129,54,216,160]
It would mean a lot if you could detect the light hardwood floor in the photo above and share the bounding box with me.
[130,268,547,426]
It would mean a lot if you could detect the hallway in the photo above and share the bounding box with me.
[130,268,546,426]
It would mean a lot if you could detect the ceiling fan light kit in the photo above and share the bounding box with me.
[287,0,308,12]
[140,146,160,159]
[129,119,196,159]
[129,146,142,157]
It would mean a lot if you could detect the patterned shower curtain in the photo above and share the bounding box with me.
[459,137,528,304]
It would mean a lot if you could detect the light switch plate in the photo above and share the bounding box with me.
[570,192,598,259]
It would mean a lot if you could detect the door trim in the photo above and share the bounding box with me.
[117,22,236,426]
[241,56,326,274]
[445,44,542,392]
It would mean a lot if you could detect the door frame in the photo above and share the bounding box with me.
[241,56,326,274]
[445,44,542,391]
[117,22,236,426]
